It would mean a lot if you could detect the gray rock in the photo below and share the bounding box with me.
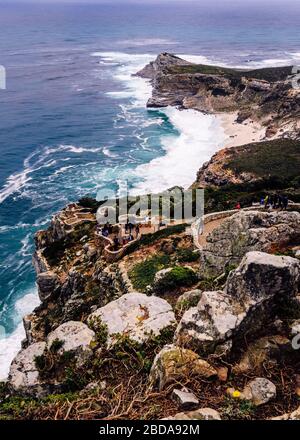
[163,408,221,420]
[47,321,95,366]
[177,290,202,307]
[150,344,217,391]
[225,251,300,304]
[36,271,59,302]
[88,292,176,346]
[154,268,173,284]
[176,251,300,355]
[241,377,276,406]
[199,210,300,278]
[8,342,48,397]
[171,388,199,410]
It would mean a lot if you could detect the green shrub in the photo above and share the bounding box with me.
[129,254,171,292]
[154,266,198,294]
[176,248,199,263]
[49,338,64,353]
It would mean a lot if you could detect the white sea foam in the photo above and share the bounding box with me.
[132,107,224,194]
[0,290,40,381]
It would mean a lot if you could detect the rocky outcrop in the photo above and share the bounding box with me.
[150,344,217,391]
[194,139,300,188]
[46,321,95,366]
[8,342,48,397]
[199,210,300,278]
[176,251,300,356]
[136,54,300,137]
[135,52,191,80]
[36,271,59,302]
[88,292,176,346]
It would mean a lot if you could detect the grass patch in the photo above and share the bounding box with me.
[128,254,171,292]
[154,266,198,294]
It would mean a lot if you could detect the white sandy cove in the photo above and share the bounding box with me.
[220,112,266,149]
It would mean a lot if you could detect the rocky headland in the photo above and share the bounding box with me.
[1,54,300,421]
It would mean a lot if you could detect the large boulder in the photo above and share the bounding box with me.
[46,321,95,366]
[150,344,217,390]
[175,252,300,356]
[8,342,48,397]
[88,292,176,346]
[199,210,300,278]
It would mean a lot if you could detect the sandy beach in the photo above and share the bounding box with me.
[220,112,267,148]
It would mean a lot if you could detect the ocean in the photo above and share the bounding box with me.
[0,0,300,379]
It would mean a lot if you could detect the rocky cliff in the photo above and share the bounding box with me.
[1,54,300,421]
[136,53,300,138]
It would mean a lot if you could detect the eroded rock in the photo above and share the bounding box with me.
[199,210,300,278]
[150,344,217,391]
[8,342,47,397]
[176,252,300,356]
[88,292,176,346]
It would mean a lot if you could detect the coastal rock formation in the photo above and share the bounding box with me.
[8,342,47,397]
[136,53,300,137]
[46,321,95,366]
[150,344,217,390]
[199,210,300,278]
[194,139,300,188]
[176,251,300,355]
[88,292,176,346]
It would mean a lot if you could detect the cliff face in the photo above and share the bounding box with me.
[136,53,300,137]
[194,138,300,187]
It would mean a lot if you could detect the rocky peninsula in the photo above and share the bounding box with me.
[0,54,300,421]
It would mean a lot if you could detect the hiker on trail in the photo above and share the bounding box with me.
[282,195,288,210]
[102,227,109,237]
[135,224,140,238]
[273,194,279,209]
[235,202,241,210]
[264,195,269,209]
[113,235,119,251]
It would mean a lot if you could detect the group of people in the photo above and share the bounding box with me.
[97,221,141,251]
[262,194,289,210]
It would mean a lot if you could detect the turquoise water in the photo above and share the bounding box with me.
[0,0,300,378]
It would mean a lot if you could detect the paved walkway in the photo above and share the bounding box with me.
[197,217,228,247]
